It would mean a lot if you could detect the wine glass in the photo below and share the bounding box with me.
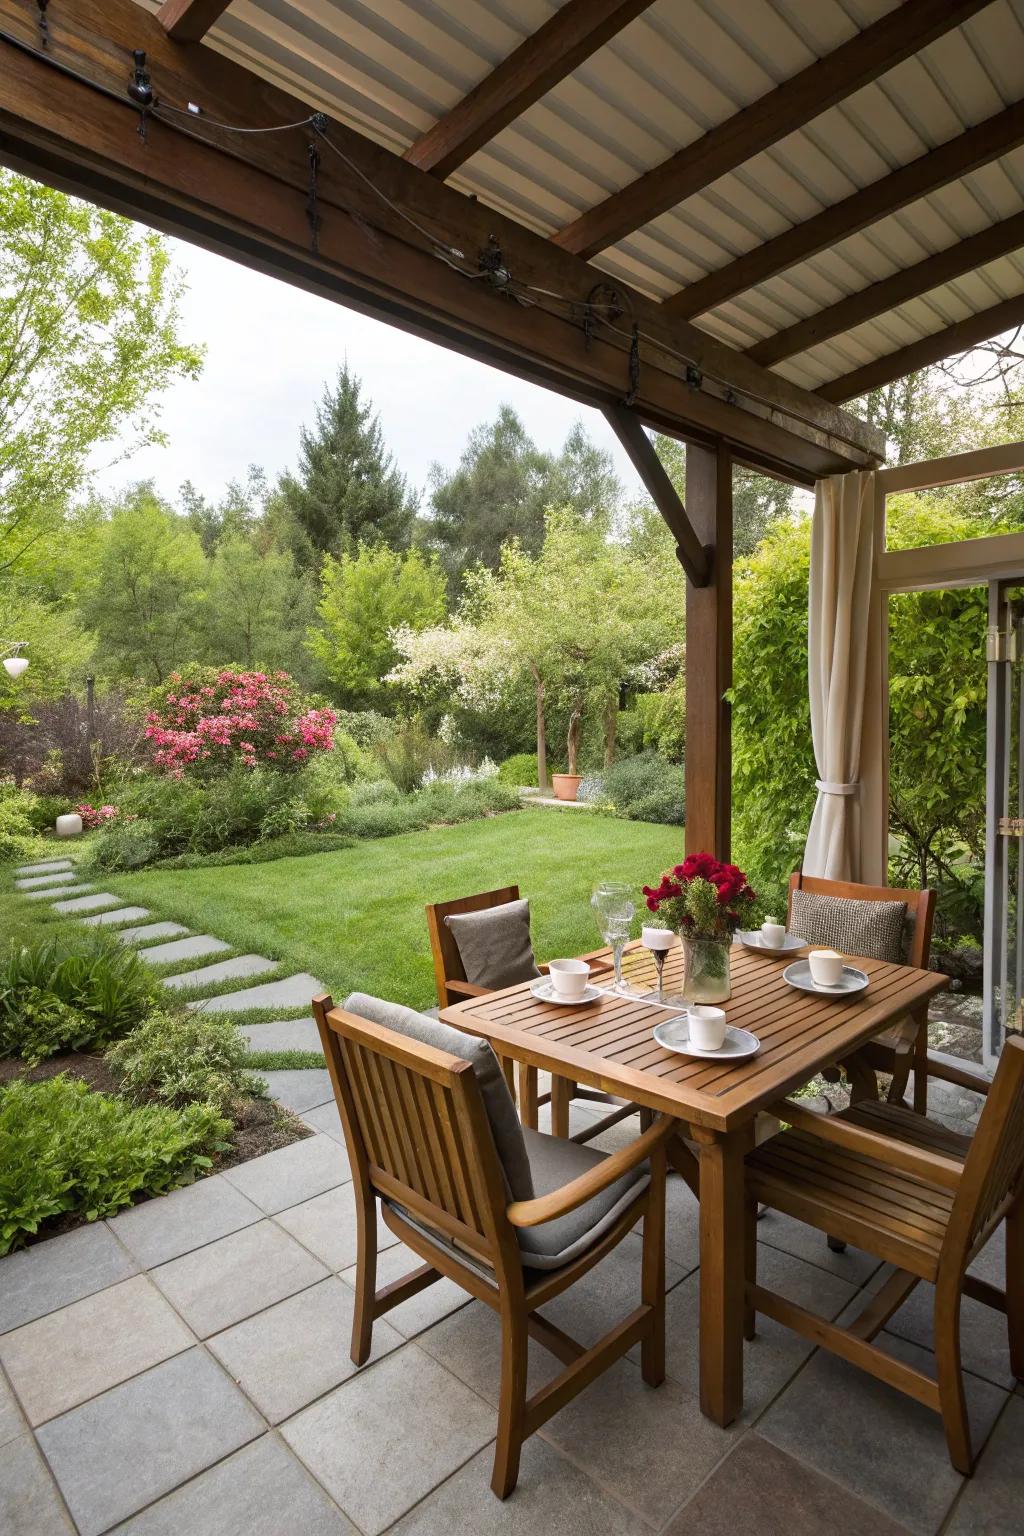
[591,881,636,992]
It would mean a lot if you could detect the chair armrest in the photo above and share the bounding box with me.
[766,1099,963,1191]
[505,1114,675,1229]
[923,1055,991,1098]
[445,979,493,1000]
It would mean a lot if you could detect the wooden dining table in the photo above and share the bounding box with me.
[441,938,948,1427]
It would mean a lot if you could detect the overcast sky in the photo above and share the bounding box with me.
[91,237,648,511]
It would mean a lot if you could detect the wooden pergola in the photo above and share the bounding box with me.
[2,0,1022,863]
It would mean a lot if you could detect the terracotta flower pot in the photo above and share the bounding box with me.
[551,772,583,802]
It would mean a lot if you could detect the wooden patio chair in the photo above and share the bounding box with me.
[787,872,939,1110]
[312,990,673,1499]
[426,886,633,1140]
[745,1033,1024,1474]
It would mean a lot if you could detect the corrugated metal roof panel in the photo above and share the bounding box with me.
[133,0,1024,393]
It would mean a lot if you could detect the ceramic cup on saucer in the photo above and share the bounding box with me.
[761,916,786,948]
[808,948,844,987]
[548,958,590,999]
[687,1005,727,1051]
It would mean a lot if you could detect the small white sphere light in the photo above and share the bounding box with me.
[56,813,83,838]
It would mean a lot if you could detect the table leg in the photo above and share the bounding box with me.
[550,1075,572,1138]
[692,1125,748,1427]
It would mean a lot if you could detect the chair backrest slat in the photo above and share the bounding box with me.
[425,884,521,1006]
[313,998,505,1256]
[944,1034,1024,1268]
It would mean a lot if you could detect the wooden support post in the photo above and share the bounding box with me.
[685,444,732,859]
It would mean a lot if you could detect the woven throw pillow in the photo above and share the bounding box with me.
[789,889,908,963]
[445,898,541,990]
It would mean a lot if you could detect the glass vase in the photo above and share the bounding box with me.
[681,933,732,1004]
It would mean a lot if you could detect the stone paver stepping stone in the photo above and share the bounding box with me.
[16,872,74,889]
[24,882,91,900]
[15,858,73,875]
[192,972,324,1014]
[241,1018,322,1053]
[140,935,231,966]
[164,954,277,991]
[81,905,151,927]
[262,1070,334,1114]
[115,920,189,945]
[52,892,120,914]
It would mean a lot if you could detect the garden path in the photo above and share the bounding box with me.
[11,860,331,1118]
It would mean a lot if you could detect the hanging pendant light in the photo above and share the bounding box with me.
[2,642,28,679]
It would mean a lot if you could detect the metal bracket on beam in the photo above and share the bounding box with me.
[602,404,711,586]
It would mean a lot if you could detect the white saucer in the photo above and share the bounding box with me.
[782,960,869,997]
[530,978,602,1006]
[738,930,804,956]
[652,1018,760,1060]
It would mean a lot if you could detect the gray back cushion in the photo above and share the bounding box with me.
[789,889,908,963]
[445,898,541,990]
[343,992,534,1201]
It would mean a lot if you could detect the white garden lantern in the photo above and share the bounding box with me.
[55,813,83,838]
[2,641,28,679]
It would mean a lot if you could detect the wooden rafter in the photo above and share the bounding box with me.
[603,406,709,585]
[667,99,1024,320]
[552,0,991,260]
[156,0,232,43]
[816,292,1024,402]
[404,0,654,180]
[0,0,882,486]
[747,210,1024,367]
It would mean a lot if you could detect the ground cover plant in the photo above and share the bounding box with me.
[105,808,682,1010]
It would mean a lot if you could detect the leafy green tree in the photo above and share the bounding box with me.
[181,465,269,556]
[425,407,621,591]
[0,593,93,716]
[0,170,201,577]
[203,533,312,675]
[308,543,447,708]
[275,365,414,567]
[78,485,207,684]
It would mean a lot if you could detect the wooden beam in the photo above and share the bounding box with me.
[816,292,1024,402]
[0,0,884,484]
[603,406,709,585]
[878,439,1024,495]
[667,99,1024,319]
[156,0,232,43]
[404,0,653,180]
[748,210,1024,367]
[685,444,732,860]
[552,0,990,260]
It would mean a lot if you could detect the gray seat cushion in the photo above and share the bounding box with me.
[445,898,541,990]
[390,1127,649,1275]
[515,1127,649,1270]
[789,888,908,963]
[343,991,534,1201]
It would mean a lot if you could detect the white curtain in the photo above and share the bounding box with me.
[803,469,876,881]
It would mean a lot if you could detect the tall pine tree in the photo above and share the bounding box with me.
[275,365,414,566]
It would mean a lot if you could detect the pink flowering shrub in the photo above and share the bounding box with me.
[76,803,121,831]
[145,668,337,778]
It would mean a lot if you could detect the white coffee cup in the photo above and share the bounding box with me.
[548,958,590,999]
[761,916,786,948]
[687,1005,727,1051]
[808,948,845,988]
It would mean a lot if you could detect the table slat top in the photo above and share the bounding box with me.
[441,942,947,1132]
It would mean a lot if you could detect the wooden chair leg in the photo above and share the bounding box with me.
[550,1075,572,1138]
[1006,1200,1024,1381]
[350,1198,378,1366]
[517,1062,540,1130]
[640,1151,666,1386]
[491,1305,529,1499]
[744,1195,758,1340]
[887,1048,914,1105]
[912,1021,930,1115]
[934,1278,973,1475]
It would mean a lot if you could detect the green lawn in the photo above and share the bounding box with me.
[105,809,682,1010]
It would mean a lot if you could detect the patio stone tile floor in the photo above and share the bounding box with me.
[3,1145,1018,1536]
